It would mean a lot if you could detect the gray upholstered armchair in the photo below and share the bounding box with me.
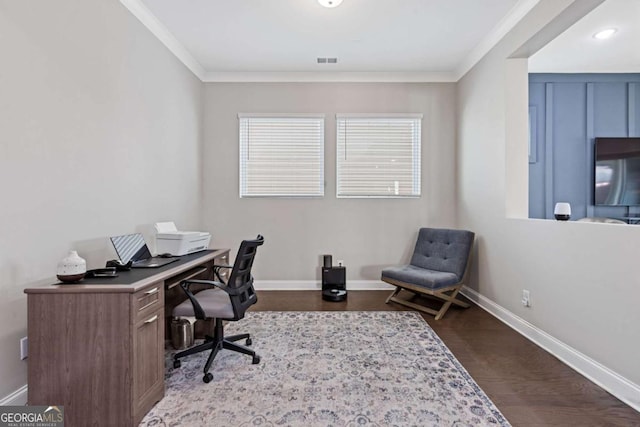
[381,228,475,320]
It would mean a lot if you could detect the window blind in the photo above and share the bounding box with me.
[336,114,422,198]
[239,115,324,197]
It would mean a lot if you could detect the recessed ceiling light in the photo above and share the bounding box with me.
[593,28,617,40]
[318,0,343,8]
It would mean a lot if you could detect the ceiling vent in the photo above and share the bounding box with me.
[317,57,338,64]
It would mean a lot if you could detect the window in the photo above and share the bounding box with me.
[239,114,324,197]
[336,114,422,198]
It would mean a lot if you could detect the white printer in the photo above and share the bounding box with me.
[154,222,211,256]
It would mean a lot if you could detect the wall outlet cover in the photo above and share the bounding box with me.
[521,290,531,307]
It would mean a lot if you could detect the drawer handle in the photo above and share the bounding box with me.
[144,315,158,324]
[145,287,159,295]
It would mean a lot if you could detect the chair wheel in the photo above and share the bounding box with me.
[173,360,181,369]
[246,338,252,346]
[203,373,213,383]
[252,355,260,364]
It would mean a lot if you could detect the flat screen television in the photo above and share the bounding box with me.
[594,137,640,206]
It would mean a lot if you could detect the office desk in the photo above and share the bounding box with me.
[24,248,230,427]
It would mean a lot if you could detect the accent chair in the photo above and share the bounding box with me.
[381,228,475,320]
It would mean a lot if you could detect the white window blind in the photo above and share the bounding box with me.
[336,114,422,198]
[239,114,324,197]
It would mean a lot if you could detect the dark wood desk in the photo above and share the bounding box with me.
[24,249,230,427]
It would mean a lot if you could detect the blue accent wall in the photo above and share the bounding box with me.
[529,73,640,220]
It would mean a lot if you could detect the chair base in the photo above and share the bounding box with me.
[173,318,260,383]
[383,278,470,320]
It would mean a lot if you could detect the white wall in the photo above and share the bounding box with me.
[0,0,203,398]
[457,0,640,393]
[203,83,457,282]
[4,0,635,410]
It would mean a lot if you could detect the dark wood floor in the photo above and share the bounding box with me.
[251,290,640,427]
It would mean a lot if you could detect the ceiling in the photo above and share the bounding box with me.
[529,0,640,73]
[123,0,538,81]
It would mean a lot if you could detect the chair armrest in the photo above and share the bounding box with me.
[180,279,228,320]
[213,265,232,284]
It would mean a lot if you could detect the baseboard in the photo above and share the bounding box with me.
[254,280,394,291]
[7,287,636,413]
[461,286,640,412]
[0,385,27,406]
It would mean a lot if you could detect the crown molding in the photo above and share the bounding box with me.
[203,71,456,83]
[119,0,206,80]
[454,0,540,80]
[121,0,535,83]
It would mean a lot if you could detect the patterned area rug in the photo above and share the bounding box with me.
[141,311,510,426]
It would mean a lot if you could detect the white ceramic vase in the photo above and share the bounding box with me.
[57,250,87,283]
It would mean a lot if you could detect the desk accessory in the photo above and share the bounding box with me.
[57,251,86,283]
[170,318,194,350]
[106,259,133,271]
[155,221,211,256]
[110,233,178,268]
[85,267,118,278]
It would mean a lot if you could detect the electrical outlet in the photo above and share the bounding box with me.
[20,337,28,360]
[521,290,531,307]
[336,260,344,267]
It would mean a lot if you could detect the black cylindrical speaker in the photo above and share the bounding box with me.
[323,254,332,268]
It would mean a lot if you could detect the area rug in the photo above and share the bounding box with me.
[140,311,510,426]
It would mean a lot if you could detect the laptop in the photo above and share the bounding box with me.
[110,233,179,268]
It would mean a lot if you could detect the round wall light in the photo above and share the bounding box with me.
[318,0,343,8]
[593,28,617,40]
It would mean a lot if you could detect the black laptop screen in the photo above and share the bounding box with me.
[110,233,152,263]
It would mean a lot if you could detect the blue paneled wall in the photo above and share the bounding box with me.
[529,74,640,220]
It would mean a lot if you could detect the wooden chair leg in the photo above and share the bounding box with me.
[388,294,439,317]
[436,288,470,308]
[434,287,466,320]
[446,291,470,308]
[385,287,401,304]
[435,300,453,320]
[385,283,470,320]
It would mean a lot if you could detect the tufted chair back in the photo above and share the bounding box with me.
[410,228,475,280]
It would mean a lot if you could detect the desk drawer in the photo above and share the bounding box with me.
[133,283,164,322]
[216,252,230,282]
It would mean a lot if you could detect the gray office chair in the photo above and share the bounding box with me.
[172,235,264,383]
[381,228,475,320]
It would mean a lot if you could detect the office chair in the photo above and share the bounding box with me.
[381,228,475,320]
[172,235,264,383]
